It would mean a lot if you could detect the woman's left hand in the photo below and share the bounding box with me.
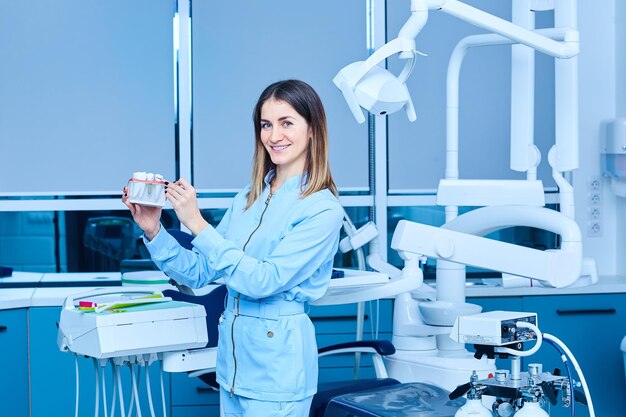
[165,178,209,235]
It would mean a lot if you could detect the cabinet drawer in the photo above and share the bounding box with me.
[0,308,29,417]
[170,373,220,406]
[171,405,220,417]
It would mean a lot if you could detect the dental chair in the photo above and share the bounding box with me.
[310,339,400,417]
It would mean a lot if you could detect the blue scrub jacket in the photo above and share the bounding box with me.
[144,172,343,401]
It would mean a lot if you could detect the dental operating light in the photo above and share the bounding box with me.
[334,0,578,123]
[333,41,418,124]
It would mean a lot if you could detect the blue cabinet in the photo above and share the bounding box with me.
[31,307,105,417]
[467,296,523,313]
[524,294,626,417]
[0,308,29,417]
[170,372,220,409]
[171,404,220,417]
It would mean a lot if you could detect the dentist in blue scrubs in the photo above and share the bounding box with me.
[123,79,343,416]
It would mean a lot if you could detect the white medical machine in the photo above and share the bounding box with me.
[449,311,595,417]
[333,0,590,398]
[58,288,208,417]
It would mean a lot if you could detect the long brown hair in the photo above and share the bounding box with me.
[245,79,337,209]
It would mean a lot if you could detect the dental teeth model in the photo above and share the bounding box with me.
[128,171,167,207]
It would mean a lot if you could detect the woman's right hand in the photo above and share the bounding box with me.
[122,186,162,240]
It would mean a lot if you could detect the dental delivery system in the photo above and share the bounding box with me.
[58,289,207,417]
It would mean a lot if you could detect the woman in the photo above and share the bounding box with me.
[122,79,343,416]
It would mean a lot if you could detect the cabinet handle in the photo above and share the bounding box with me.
[556,308,616,316]
[0,325,6,331]
[313,314,369,321]
[196,386,218,392]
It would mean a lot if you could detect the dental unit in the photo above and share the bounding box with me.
[332,1,595,415]
[58,288,208,417]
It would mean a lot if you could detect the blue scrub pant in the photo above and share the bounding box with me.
[220,388,313,417]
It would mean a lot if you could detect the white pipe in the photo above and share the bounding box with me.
[446,28,575,184]
[440,0,578,58]
[553,168,575,219]
[94,359,100,417]
[435,260,466,303]
[554,0,579,172]
[74,354,80,417]
[510,356,521,380]
[549,146,575,219]
[130,364,143,417]
[446,33,511,181]
[511,0,536,174]
[399,0,429,41]
[110,360,117,417]
[354,301,365,379]
[101,360,109,417]
[349,38,416,88]
[144,362,156,417]
[544,333,595,417]
[116,364,126,417]
[367,237,402,278]
[159,361,167,417]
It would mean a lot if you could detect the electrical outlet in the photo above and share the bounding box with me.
[587,176,603,237]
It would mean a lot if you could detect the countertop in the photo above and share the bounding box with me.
[1,272,626,310]
[463,275,626,297]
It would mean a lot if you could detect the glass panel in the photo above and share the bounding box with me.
[191,0,369,192]
[0,205,369,275]
[386,0,556,191]
[0,210,179,273]
[0,211,61,273]
[65,209,180,272]
[0,0,176,194]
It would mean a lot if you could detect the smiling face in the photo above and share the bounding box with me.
[259,98,310,179]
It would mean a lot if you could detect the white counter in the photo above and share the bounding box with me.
[40,272,121,285]
[464,275,626,297]
[30,287,108,307]
[0,288,37,310]
[0,271,43,285]
[1,273,626,310]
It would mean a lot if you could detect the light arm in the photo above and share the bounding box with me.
[334,0,579,123]
[439,0,578,58]
[391,206,583,288]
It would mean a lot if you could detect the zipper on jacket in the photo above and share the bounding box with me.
[230,191,272,397]
[242,192,273,252]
